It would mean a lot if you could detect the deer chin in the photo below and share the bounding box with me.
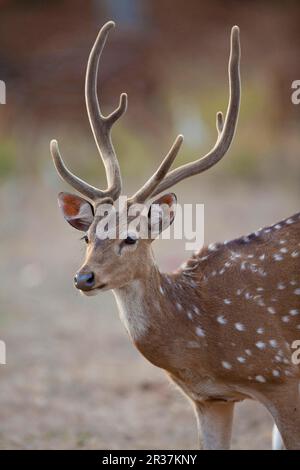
[80,289,99,297]
[80,283,108,296]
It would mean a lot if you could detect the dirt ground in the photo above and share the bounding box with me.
[0,179,299,449]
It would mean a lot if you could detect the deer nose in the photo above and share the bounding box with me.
[74,271,95,291]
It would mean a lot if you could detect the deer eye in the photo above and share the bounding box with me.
[124,234,137,245]
[81,235,89,244]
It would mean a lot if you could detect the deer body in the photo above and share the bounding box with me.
[111,211,300,449]
[51,21,300,449]
[115,214,300,384]
[115,216,300,428]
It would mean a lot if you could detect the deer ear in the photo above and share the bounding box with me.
[58,192,94,231]
[148,193,177,238]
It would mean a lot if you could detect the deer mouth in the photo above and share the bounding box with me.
[89,282,107,292]
[96,283,107,290]
[79,284,107,297]
[80,283,108,296]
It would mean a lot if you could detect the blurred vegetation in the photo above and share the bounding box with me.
[2,74,298,192]
[0,138,17,179]
[1,84,299,192]
[0,0,299,193]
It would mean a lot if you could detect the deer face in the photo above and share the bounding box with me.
[58,192,176,294]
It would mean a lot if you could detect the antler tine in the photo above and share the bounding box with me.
[85,20,127,201]
[149,25,241,198]
[129,135,184,204]
[51,21,126,202]
[50,140,105,200]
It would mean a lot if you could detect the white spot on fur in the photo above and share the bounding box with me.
[222,361,232,370]
[208,243,217,251]
[237,356,246,363]
[193,306,200,315]
[255,375,266,383]
[195,326,205,337]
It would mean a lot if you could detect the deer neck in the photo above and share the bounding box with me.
[112,251,173,362]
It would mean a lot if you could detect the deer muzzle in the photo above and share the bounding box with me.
[74,271,95,291]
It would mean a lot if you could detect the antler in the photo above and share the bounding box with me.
[132,25,241,201]
[51,23,240,204]
[129,135,184,203]
[51,21,126,202]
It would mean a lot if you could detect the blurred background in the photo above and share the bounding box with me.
[0,0,299,449]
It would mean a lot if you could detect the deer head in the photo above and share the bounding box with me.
[51,21,240,294]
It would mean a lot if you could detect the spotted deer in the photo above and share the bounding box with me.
[51,21,300,449]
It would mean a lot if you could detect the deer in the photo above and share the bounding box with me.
[50,21,300,450]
